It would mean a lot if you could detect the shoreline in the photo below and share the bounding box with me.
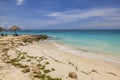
[54,42,120,68]
[48,40,120,65]
[0,35,120,80]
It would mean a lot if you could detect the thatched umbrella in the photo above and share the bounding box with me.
[9,25,21,36]
[0,27,6,36]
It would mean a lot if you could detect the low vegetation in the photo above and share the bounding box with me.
[4,50,62,80]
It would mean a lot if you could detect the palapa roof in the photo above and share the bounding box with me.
[9,25,21,31]
[0,27,6,31]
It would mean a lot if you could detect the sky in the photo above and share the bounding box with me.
[0,0,120,29]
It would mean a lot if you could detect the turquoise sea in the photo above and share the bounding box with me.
[3,30,120,56]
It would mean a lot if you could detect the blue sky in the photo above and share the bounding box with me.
[0,0,120,29]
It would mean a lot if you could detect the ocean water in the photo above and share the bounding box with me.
[3,30,120,55]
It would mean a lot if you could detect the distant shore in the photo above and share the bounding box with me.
[0,35,120,80]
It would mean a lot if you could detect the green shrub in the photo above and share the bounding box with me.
[43,69,51,73]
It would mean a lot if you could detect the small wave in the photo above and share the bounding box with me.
[53,42,120,64]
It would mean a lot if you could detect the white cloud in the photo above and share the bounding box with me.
[46,8,120,22]
[0,21,11,28]
[42,8,120,28]
[78,21,120,28]
[2,8,119,29]
[6,8,119,29]
[16,0,25,5]
[46,12,63,17]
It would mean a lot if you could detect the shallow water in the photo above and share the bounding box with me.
[3,30,120,55]
[52,42,120,64]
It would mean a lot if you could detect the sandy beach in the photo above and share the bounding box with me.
[0,35,120,80]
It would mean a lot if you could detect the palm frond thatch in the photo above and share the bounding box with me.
[0,27,6,31]
[9,25,21,36]
[9,25,21,31]
[0,27,6,36]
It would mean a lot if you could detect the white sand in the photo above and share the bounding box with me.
[0,39,120,80]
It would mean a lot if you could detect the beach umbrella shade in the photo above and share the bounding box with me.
[9,25,21,35]
[0,27,6,35]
